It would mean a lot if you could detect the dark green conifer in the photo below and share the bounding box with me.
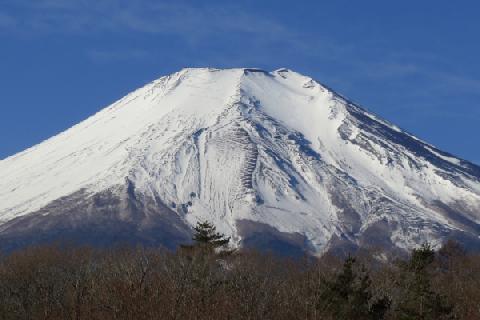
[318,256,390,320]
[192,220,230,248]
[396,243,454,320]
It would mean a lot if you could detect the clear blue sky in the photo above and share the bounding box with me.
[1,0,479,164]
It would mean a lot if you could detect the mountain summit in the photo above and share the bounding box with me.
[1,68,480,254]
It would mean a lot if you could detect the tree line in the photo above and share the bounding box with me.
[0,221,478,319]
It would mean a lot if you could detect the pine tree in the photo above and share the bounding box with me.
[192,221,230,248]
[396,243,454,320]
[318,256,390,320]
[179,221,232,257]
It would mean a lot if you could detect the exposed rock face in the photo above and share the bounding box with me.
[1,68,479,255]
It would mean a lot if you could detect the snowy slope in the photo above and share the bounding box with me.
[1,67,480,254]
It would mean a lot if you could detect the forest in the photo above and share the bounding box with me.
[0,222,478,320]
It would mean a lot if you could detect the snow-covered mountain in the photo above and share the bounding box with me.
[1,68,480,255]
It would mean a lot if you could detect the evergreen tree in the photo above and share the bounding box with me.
[318,256,390,320]
[192,220,230,249]
[396,243,454,320]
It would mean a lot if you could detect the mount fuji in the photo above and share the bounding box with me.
[1,68,480,255]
